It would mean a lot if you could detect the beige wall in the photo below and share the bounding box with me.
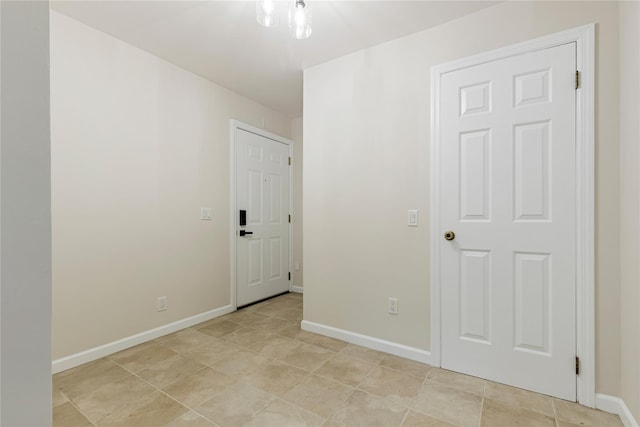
[619,1,640,421]
[51,11,292,360]
[304,1,622,396]
[291,117,304,288]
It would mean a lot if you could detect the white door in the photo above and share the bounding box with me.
[236,127,290,307]
[439,43,577,400]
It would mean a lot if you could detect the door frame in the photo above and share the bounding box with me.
[430,24,595,406]
[230,120,294,309]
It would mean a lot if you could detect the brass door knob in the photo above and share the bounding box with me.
[444,230,455,241]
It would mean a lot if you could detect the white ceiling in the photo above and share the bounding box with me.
[51,0,498,117]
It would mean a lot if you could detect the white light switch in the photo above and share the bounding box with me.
[200,207,213,220]
[408,210,418,226]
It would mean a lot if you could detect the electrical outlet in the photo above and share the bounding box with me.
[388,298,398,315]
[158,296,167,312]
[200,207,213,220]
[408,210,418,226]
[295,262,300,271]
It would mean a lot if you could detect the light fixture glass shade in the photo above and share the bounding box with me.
[257,0,279,28]
[288,0,312,39]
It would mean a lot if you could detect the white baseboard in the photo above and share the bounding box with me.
[291,286,303,294]
[595,394,639,427]
[301,320,431,365]
[52,304,235,374]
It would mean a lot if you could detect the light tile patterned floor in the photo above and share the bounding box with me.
[53,293,623,427]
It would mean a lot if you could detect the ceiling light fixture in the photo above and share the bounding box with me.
[256,0,312,40]
[256,0,279,28]
[289,0,312,39]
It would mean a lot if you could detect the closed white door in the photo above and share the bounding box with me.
[439,43,577,400]
[236,127,290,307]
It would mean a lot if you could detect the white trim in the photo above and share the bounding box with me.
[52,305,234,374]
[595,394,639,427]
[291,286,304,294]
[230,120,294,309]
[301,320,431,365]
[429,55,442,368]
[574,24,596,409]
[430,24,595,405]
[288,134,294,295]
[230,120,238,309]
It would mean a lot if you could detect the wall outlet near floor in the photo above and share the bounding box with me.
[388,298,398,315]
[158,296,167,312]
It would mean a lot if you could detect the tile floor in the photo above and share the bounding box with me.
[53,292,623,427]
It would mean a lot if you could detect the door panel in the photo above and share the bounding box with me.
[248,169,262,224]
[459,249,492,344]
[248,239,262,285]
[269,174,282,223]
[269,237,282,280]
[439,43,576,400]
[236,128,290,306]
[514,121,550,220]
[513,252,551,354]
[460,130,491,221]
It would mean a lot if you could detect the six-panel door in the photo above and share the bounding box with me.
[236,128,290,307]
[439,43,577,400]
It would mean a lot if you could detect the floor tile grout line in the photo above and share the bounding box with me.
[311,368,369,390]
[56,360,157,426]
[245,395,329,427]
[477,393,485,427]
[111,349,212,394]
[154,333,316,416]
[398,407,411,427]
[189,404,226,427]
[248,371,318,422]
[152,386,207,426]
[149,366,271,427]
[326,386,420,426]
[58,395,98,427]
[153,329,230,356]
[422,365,432,387]
[239,398,275,427]
[150,391,193,426]
[409,407,465,427]
[52,387,72,409]
[182,334,324,376]
[323,386,358,424]
[213,329,334,372]
[376,358,432,381]
[106,354,210,422]
[351,385,411,407]
[174,379,267,426]
[552,398,560,427]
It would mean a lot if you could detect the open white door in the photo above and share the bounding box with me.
[235,125,291,307]
[438,43,577,400]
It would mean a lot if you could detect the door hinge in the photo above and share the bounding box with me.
[288,157,291,166]
[288,272,291,280]
[288,214,291,223]
[575,70,580,90]
[576,356,580,375]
